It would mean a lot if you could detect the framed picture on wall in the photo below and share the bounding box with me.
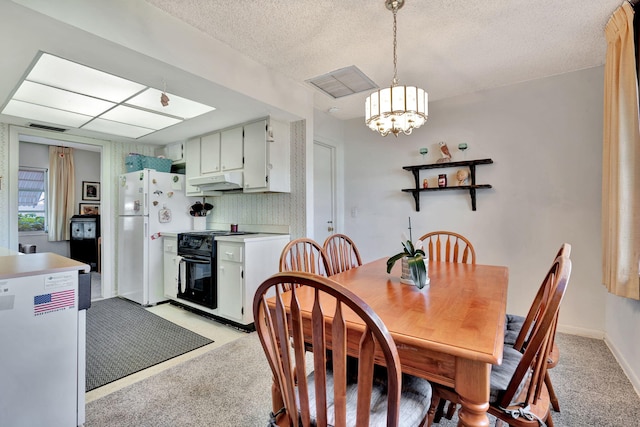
[82,181,100,201]
[79,203,100,215]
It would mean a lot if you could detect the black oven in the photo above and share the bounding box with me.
[177,232,217,309]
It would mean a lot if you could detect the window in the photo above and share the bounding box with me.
[18,167,47,232]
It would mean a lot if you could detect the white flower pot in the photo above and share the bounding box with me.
[400,257,430,288]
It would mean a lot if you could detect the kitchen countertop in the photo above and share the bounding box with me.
[215,233,290,242]
[161,231,191,238]
[0,252,90,280]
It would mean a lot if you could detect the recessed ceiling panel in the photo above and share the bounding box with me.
[26,53,146,103]
[13,81,115,116]
[81,117,156,138]
[127,88,215,118]
[2,99,91,128]
[101,105,181,130]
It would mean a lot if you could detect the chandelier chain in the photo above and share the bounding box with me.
[392,3,398,87]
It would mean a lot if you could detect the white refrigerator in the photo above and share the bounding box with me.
[118,169,196,305]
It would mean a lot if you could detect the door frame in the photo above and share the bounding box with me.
[8,125,114,298]
[313,138,342,241]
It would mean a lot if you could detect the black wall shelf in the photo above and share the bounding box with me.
[401,158,493,211]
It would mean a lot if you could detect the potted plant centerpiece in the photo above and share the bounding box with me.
[386,234,430,289]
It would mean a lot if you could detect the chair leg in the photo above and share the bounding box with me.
[427,394,441,425]
[433,398,446,423]
[547,411,555,427]
[545,371,560,412]
[444,401,457,419]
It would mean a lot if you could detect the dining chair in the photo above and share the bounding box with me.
[418,231,476,264]
[505,243,571,413]
[279,238,333,277]
[322,233,363,275]
[253,271,434,427]
[430,255,571,427]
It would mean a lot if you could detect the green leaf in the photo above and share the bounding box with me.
[386,252,407,273]
[407,254,428,289]
[402,240,415,256]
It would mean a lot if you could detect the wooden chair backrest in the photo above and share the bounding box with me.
[279,238,333,276]
[322,233,363,275]
[418,231,476,264]
[253,272,402,427]
[513,243,571,353]
[498,256,571,409]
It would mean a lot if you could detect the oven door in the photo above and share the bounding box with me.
[177,255,217,309]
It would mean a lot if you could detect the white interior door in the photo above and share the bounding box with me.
[313,142,336,243]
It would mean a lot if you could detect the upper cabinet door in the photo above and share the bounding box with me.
[243,120,268,190]
[220,127,244,171]
[200,132,221,175]
[184,137,203,196]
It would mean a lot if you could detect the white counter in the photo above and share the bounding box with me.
[0,252,90,280]
[214,233,290,243]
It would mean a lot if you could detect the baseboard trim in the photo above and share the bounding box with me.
[556,324,604,339]
[604,334,640,398]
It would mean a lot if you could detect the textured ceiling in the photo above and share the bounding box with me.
[145,0,622,120]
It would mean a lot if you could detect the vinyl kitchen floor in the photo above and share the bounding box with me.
[85,301,246,403]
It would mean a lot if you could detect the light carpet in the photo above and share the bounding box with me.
[86,332,640,426]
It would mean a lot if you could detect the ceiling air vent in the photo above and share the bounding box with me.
[306,66,378,99]
[28,123,68,132]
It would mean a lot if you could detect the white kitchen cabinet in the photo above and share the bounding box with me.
[185,137,204,196]
[220,126,244,171]
[163,235,179,299]
[215,233,290,327]
[158,141,184,164]
[243,118,290,193]
[200,132,221,174]
[217,242,244,322]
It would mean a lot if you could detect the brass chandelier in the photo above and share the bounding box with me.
[365,0,428,137]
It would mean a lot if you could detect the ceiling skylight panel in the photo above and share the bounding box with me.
[81,117,155,139]
[100,105,181,130]
[26,53,146,103]
[13,81,115,116]
[126,88,215,119]
[2,99,92,128]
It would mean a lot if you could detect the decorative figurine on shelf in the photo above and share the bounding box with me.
[436,141,452,163]
[456,169,469,186]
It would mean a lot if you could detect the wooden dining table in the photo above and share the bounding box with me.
[270,257,508,427]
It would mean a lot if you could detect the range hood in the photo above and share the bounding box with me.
[188,171,243,191]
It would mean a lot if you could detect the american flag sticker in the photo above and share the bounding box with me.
[34,289,75,316]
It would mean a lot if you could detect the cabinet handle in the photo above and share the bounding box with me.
[225,251,234,257]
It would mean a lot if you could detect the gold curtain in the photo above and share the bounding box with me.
[602,2,640,300]
[48,146,75,241]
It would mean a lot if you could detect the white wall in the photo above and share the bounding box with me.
[343,66,607,337]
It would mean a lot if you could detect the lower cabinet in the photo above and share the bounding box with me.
[163,236,179,299]
[217,242,244,322]
[215,234,290,327]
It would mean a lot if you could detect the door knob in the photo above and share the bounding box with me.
[327,220,334,232]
